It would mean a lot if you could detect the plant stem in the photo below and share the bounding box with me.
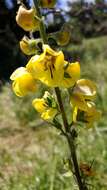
[55,87,87,190]
[33,1,88,189]
[33,0,48,44]
[55,87,69,132]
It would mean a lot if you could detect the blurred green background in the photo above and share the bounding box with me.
[0,0,107,189]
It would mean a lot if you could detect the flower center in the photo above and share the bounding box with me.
[44,54,55,78]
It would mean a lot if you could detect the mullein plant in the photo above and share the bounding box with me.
[10,0,101,189]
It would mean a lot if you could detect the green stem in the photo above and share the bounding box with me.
[33,0,48,44]
[55,87,87,190]
[33,1,88,190]
[55,87,69,132]
[67,136,87,190]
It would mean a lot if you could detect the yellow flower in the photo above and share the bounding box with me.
[20,36,42,55]
[42,107,57,120]
[32,91,58,120]
[48,24,71,46]
[73,102,101,128]
[10,67,37,97]
[26,44,64,87]
[56,24,71,46]
[20,36,36,55]
[16,5,40,31]
[32,98,47,112]
[70,79,97,111]
[40,0,56,8]
[57,30,71,46]
[61,61,80,88]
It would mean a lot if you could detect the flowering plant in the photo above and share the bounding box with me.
[10,0,101,189]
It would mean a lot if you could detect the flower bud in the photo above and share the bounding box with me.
[32,91,58,121]
[20,36,42,55]
[49,24,71,46]
[16,5,40,31]
[56,25,71,46]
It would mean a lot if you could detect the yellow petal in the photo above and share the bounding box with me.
[70,94,89,111]
[61,62,80,88]
[16,6,40,31]
[18,73,37,94]
[11,68,37,97]
[41,108,57,120]
[40,51,64,87]
[10,67,27,80]
[57,30,71,46]
[85,102,101,127]
[26,54,44,79]
[43,44,60,56]
[26,46,53,78]
[72,106,78,123]
[27,45,64,87]
[73,79,97,100]
[12,81,23,97]
[32,98,47,113]
[72,101,101,128]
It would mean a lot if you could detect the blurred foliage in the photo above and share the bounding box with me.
[0,0,31,81]
[67,0,107,38]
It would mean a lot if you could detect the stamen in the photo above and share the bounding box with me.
[43,103,48,108]
[44,55,55,79]
[50,67,53,78]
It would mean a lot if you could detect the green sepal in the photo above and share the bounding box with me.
[64,72,71,79]
[77,110,88,123]
[64,62,69,70]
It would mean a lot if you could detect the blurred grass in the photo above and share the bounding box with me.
[0,36,107,189]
